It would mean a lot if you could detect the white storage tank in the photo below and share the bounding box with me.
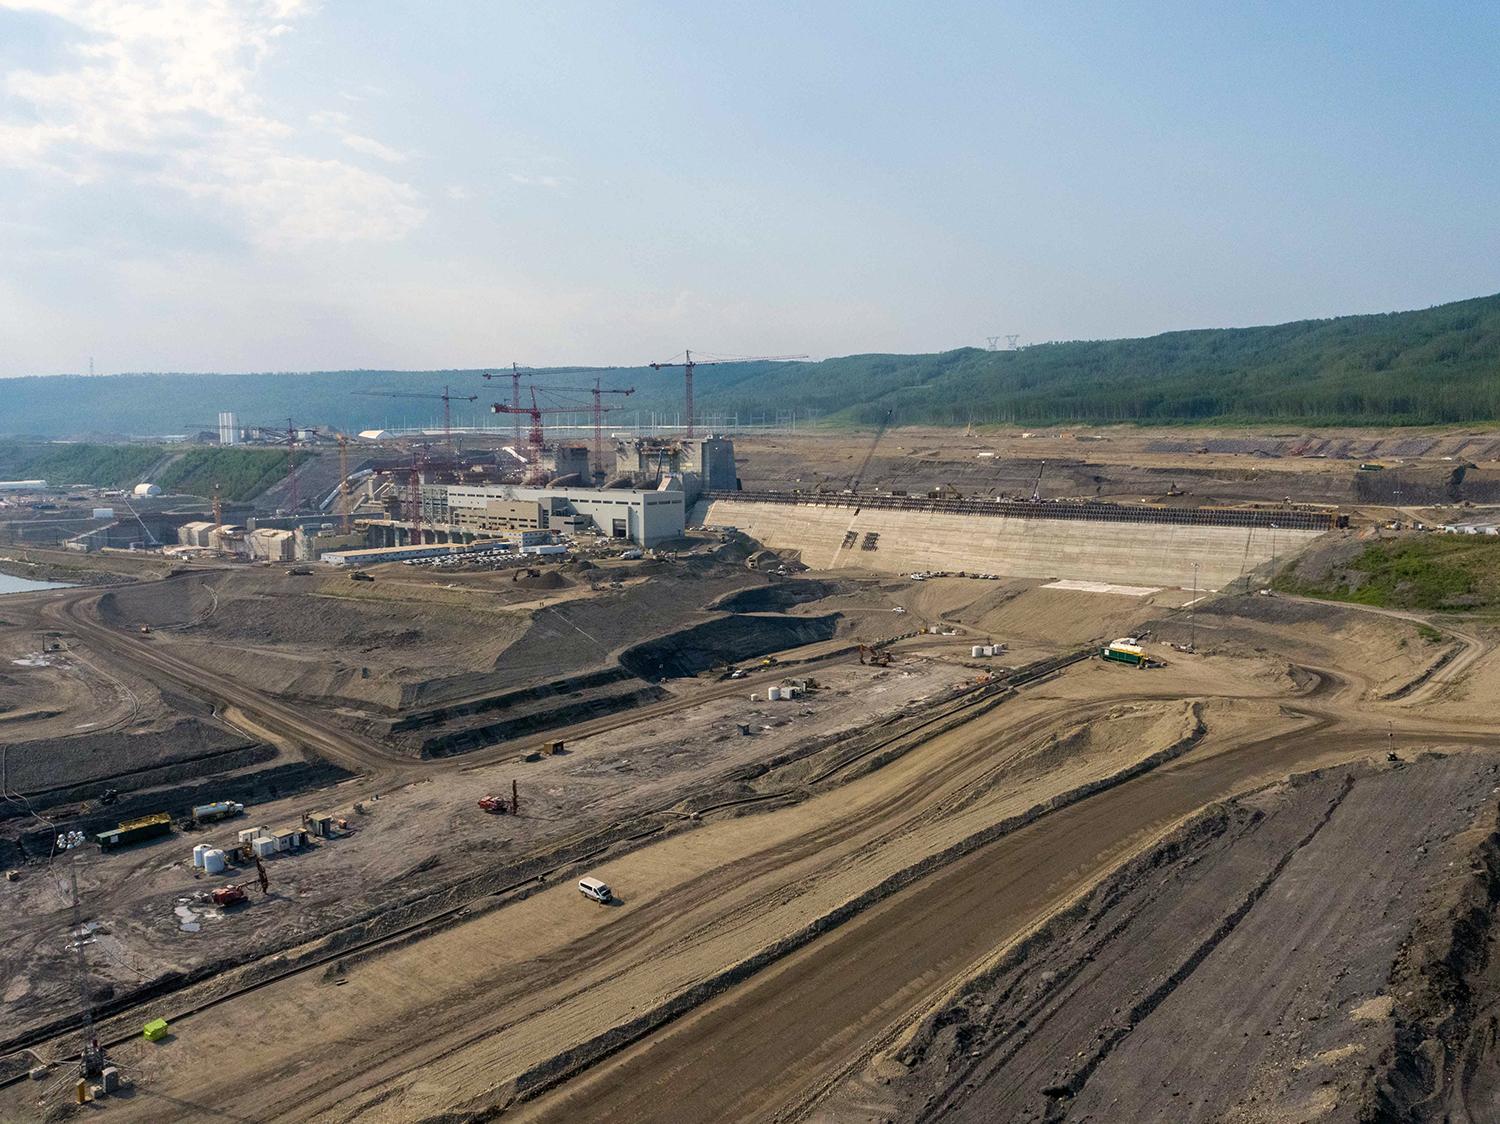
[192,843,210,869]
[767,687,781,701]
[971,645,984,658]
[203,848,227,874]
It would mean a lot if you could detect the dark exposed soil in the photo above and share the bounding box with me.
[875,753,1500,1123]
[618,613,840,680]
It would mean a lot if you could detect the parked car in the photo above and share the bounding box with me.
[578,876,612,904]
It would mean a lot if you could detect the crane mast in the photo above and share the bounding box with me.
[537,380,636,480]
[355,387,477,451]
[649,350,807,440]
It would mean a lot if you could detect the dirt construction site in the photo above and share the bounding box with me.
[4,425,1500,1122]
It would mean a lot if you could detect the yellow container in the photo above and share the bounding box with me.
[143,1018,169,1041]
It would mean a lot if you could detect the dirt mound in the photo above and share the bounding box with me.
[0,718,258,798]
[619,612,839,679]
[513,570,569,591]
[709,579,846,613]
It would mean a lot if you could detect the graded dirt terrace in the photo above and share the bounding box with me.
[730,424,1500,509]
[8,584,1499,1122]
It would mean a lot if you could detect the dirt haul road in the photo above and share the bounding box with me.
[513,725,1499,1124]
[37,641,1499,1124]
[43,589,417,778]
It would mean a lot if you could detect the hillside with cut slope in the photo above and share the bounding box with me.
[3,292,1499,436]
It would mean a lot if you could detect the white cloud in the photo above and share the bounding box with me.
[307,109,410,163]
[508,172,566,189]
[339,132,409,164]
[0,0,426,247]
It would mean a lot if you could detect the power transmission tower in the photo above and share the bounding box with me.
[1005,334,1021,350]
[985,336,1002,350]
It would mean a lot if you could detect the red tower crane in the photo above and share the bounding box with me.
[540,380,636,478]
[492,389,622,484]
[648,350,807,440]
[482,364,528,452]
[406,455,425,544]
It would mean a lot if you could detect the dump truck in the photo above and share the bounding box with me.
[96,812,172,850]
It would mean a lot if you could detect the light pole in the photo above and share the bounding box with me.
[1190,561,1199,651]
[57,829,105,1080]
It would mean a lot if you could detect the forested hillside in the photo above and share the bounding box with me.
[0,442,295,500]
[3,292,1499,436]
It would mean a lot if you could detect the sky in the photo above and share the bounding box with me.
[1,1,1497,378]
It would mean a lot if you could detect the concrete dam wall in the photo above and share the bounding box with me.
[697,499,1326,589]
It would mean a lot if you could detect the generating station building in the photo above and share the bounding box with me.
[416,483,685,546]
[358,436,739,551]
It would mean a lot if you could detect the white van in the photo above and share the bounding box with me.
[578,876,612,904]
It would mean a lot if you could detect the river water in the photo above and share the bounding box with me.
[0,571,73,596]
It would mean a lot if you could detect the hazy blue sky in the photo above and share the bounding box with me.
[2,1,1497,377]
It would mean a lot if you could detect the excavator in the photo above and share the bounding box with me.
[858,643,893,667]
[212,857,270,906]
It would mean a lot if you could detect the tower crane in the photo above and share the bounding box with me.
[538,380,636,478]
[356,385,477,451]
[277,418,319,515]
[185,418,322,515]
[849,409,894,493]
[328,431,353,533]
[492,389,622,484]
[1030,460,1047,503]
[648,350,807,440]
[483,365,619,458]
[482,364,529,452]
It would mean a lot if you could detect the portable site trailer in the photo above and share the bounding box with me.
[272,828,308,852]
[1101,638,1148,667]
[97,813,172,850]
[303,813,335,838]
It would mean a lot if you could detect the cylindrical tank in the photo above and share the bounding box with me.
[203,849,226,874]
[192,843,210,869]
[767,687,781,701]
